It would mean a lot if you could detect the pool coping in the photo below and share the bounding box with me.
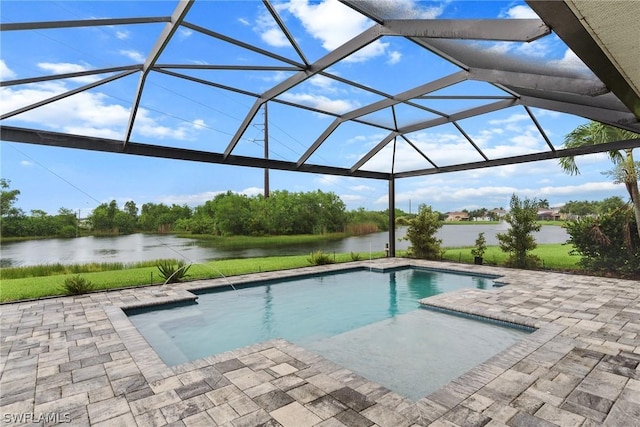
[1,258,639,426]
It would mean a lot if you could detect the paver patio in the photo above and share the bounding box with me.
[1,259,639,426]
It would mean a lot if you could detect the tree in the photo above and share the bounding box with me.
[124,200,138,219]
[496,194,541,269]
[88,202,115,232]
[0,178,22,218]
[0,179,27,236]
[560,121,640,239]
[560,200,598,218]
[598,196,626,215]
[537,199,550,209]
[402,204,443,260]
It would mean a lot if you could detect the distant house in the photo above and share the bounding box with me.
[445,211,470,221]
[489,209,507,220]
[537,208,562,221]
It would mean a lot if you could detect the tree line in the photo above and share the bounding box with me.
[0,182,391,238]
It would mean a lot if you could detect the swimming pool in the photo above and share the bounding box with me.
[127,267,531,400]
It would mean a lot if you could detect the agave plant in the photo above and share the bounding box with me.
[156,259,191,283]
[307,251,334,265]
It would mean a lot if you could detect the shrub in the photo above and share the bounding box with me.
[307,251,334,265]
[156,259,191,283]
[402,204,443,260]
[565,205,639,275]
[62,275,94,295]
[497,194,541,269]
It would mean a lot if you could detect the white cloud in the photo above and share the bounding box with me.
[515,39,552,58]
[285,0,391,63]
[315,175,343,186]
[115,30,129,40]
[504,5,539,19]
[0,59,17,80]
[158,191,224,206]
[261,28,289,47]
[344,41,390,63]
[238,18,250,26]
[488,113,529,126]
[548,48,589,72]
[119,50,146,63]
[287,0,368,50]
[37,62,100,84]
[158,187,263,205]
[387,51,402,65]
[279,92,359,114]
[178,28,193,39]
[261,71,290,83]
[20,160,34,167]
[240,187,264,196]
[308,75,337,91]
[256,8,289,47]
[192,119,207,130]
[508,131,542,149]
[0,81,204,141]
[534,181,623,197]
[340,193,366,203]
[350,184,375,192]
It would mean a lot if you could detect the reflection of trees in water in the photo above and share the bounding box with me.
[261,285,275,337]
[406,270,440,299]
[388,272,398,317]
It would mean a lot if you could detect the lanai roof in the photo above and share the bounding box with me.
[1,0,639,181]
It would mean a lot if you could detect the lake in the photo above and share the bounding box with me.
[0,224,568,267]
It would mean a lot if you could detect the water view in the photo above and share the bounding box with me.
[0,224,568,267]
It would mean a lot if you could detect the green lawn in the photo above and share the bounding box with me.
[442,243,579,269]
[0,252,386,302]
[0,244,580,303]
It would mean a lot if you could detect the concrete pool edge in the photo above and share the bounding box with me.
[2,258,639,426]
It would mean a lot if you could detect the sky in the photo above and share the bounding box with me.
[0,0,632,218]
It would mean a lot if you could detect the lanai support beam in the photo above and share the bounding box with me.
[527,0,640,118]
[517,94,640,133]
[468,68,607,97]
[123,0,194,146]
[382,19,550,42]
[0,16,171,31]
[388,176,396,257]
[223,24,384,159]
[297,71,467,167]
[0,70,138,120]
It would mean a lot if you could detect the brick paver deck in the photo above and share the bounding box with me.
[1,259,639,426]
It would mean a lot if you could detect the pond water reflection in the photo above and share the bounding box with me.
[0,224,568,267]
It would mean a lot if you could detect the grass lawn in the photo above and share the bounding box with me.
[0,244,580,303]
[0,252,386,302]
[442,243,579,270]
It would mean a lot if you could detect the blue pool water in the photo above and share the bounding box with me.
[127,267,530,399]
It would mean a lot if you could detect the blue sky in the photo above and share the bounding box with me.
[0,0,630,217]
